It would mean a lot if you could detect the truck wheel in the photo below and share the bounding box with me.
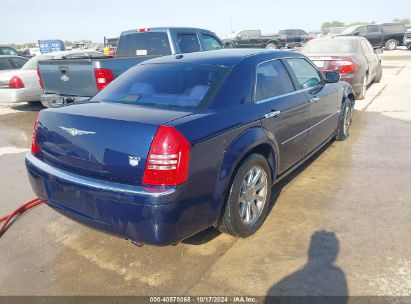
[374,65,383,83]
[385,39,398,50]
[218,154,272,237]
[336,100,353,141]
[265,43,278,49]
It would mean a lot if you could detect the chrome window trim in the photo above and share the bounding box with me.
[281,110,341,145]
[253,56,324,104]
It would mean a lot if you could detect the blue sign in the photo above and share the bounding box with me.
[38,40,65,54]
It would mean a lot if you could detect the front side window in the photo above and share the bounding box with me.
[202,34,223,51]
[255,60,295,101]
[177,34,201,53]
[286,58,322,89]
[92,63,229,108]
[367,25,379,33]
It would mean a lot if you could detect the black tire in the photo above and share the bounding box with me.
[218,154,272,237]
[374,64,383,83]
[336,101,353,141]
[385,39,398,50]
[356,74,368,100]
[265,43,278,49]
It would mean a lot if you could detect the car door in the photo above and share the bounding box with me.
[284,57,340,153]
[254,59,310,173]
[248,30,262,48]
[366,25,383,48]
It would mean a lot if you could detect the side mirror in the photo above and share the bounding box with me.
[353,32,359,36]
[374,48,383,54]
[235,35,242,40]
[325,72,340,83]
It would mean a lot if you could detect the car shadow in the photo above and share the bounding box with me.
[183,141,333,246]
[265,230,348,303]
[10,102,44,112]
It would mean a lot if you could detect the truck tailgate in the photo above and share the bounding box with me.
[39,59,97,97]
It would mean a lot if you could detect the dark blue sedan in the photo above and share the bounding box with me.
[26,49,355,246]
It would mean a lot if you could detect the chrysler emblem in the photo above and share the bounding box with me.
[128,156,141,167]
[58,126,96,137]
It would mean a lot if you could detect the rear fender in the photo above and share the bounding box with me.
[210,126,277,225]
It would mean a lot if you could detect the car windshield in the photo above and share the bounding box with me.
[302,39,356,53]
[340,26,359,35]
[92,63,229,109]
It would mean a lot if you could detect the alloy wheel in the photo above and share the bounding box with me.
[238,165,268,225]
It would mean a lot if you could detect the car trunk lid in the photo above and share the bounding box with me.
[36,101,195,185]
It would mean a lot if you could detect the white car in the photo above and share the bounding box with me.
[0,50,104,104]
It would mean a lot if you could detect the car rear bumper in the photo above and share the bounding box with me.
[340,74,362,95]
[0,88,42,103]
[40,94,90,108]
[25,153,206,246]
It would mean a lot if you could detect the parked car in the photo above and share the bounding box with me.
[38,27,224,108]
[0,51,106,104]
[302,36,382,99]
[26,49,355,246]
[278,29,309,48]
[339,23,405,50]
[404,29,411,49]
[223,30,286,49]
[0,46,24,57]
[0,55,28,71]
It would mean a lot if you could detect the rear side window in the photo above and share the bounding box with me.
[255,60,294,101]
[177,34,201,53]
[10,57,28,68]
[92,63,229,108]
[202,34,223,51]
[116,32,172,57]
[0,58,15,70]
[286,58,322,89]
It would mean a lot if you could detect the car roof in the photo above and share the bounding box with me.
[141,49,300,68]
[121,27,217,36]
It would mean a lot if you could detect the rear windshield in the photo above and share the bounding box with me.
[116,32,172,57]
[92,63,229,109]
[302,39,356,53]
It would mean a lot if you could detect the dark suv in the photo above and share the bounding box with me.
[278,29,308,48]
[339,23,405,50]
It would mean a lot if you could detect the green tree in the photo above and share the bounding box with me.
[321,21,346,30]
[393,18,411,25]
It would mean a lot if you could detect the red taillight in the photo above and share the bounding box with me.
[31,112,41,154]
[9,76,24,89]
[328,58,357,74]
[37,67,43,89]
[94,68,114,91]
[142,126,190,186]
[137,28,150,32]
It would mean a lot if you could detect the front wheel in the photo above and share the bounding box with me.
[385,39,398,50]
[374,65,383,83]
[218,154,272,237]
[265,43,278,49]
[336,101,353,141]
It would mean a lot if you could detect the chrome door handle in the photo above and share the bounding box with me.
[309,97,320,103]
[264,110,281,119]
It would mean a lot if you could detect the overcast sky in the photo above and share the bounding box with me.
[1,0,410,44]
